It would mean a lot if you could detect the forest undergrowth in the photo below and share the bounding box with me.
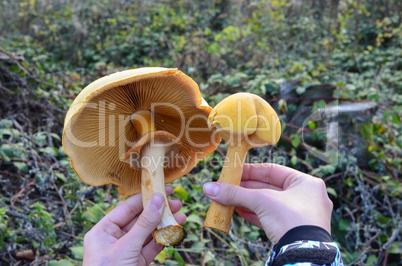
[0,0,401,265]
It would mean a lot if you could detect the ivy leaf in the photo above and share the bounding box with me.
[326,187,337,197]
[13,162,28,173]
[70,246,84,260]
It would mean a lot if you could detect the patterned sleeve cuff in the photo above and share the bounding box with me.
[265,226,344,266]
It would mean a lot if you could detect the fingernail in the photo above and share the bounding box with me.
[150,193,164,211]
[203,182,220,197]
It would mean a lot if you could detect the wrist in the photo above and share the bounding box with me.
[273,225,334,253]
[267,226,342,266]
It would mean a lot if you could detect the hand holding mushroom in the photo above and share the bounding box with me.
[203,163,333,243]
[83,187,186,265]
[63,68,220,246]
[204,93,281,233]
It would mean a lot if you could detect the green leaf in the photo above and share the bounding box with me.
[0,144,14,158]
[43,147,58,156]
[82,205,105,223]
[0,129,12,138]
[345,84,356,91]
[291,134,300,148]
[191,241,205,252]
[389,241,402,254]
[360,122,374,142]
[155,248,167,263]
[326,187,337,197]
[203,250,215,264]
[70,246,84,260]
[311,165,336,177]
[392,113,400,124]
[35,133,47,146]
[338,219,350,231]
[184,233,199,242]
[208,73,223,83]
[186,214,203,225]
[365,255,377,264]
[173,186,189,201]
[312,130,326,141]
[250,262,265,266]
[291,155,298,165]
[55,172,66,182]
[13,162,28,173]
[296,86,306,95]
[0,119,13,128]
[308,121,316,130]
[48,259,74,266]
[173,250,185,266]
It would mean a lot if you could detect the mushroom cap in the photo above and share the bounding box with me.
[208,92,281,147]
[63,68,220,195]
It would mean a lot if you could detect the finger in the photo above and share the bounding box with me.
[118,193,165,249]
[173,213,186,225]
[236,209,263,229]
[166,186,173,196]
[169,199,182,213]
[203,182,266,212]
[242,163,308,189]
[121,199,182,233]
[141,239,164,265]
[240,180,283,191]
[102,193,143,229]
[109,186,173,231]
[143,234,154,247]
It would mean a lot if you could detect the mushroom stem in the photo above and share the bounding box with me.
[204,142,249,233]
[140,139,184,246]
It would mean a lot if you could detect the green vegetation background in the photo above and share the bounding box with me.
[0,0,400,265]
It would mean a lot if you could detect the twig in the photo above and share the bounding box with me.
[324,172,344,182]
[288,108,312,124]
[285,123,313,133]
[60,231,83,240]
[52,181,75,236]
[382,225,401,251]
[181,249,195,265]
[280,133,311,152]
[5,210,27,219]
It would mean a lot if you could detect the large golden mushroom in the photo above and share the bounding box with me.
[63,67,220,246]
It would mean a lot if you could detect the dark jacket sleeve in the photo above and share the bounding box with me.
[265,226,344,266]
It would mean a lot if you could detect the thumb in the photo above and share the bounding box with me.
[119,193,165,248]
[203,182,262,213]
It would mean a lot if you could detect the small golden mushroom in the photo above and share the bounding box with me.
[204,92,281,233]
[63,67,220,246]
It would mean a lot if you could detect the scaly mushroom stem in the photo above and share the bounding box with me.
[131,110,183,246]
[204,141,250,233]
[141,140,183,246]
